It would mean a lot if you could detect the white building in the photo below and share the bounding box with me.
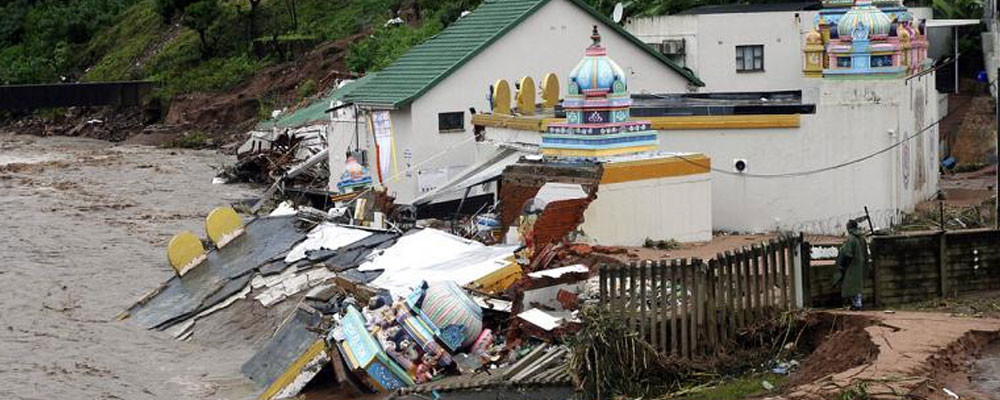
[625,1,932,93]
[336,0,704,203]
[473,0,943,235]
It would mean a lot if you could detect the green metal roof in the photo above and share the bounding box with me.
[342,0,704,109]
[257,74,375,130]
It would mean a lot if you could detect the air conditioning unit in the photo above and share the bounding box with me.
[661,39,685,55]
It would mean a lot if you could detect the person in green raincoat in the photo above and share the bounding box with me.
[837,219,868,310]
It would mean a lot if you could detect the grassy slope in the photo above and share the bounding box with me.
[81,0,164,82]
[76,0,440,102]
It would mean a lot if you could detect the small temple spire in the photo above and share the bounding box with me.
[590,25,601,47]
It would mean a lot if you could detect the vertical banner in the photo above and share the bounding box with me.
[370,111,394,186]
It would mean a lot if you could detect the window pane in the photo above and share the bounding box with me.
[438,112,464,132]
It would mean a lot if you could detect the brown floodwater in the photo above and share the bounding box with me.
[0,134,262,399]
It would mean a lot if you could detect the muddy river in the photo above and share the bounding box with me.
[0,134,261,399]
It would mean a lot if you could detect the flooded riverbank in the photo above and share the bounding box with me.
[0,134,260,399]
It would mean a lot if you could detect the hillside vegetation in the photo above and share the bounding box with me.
[1,0,480,97]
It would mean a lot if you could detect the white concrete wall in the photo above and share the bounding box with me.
[627,10,820,92]
[377,0,695,202]
[582,173,713,245]
[625,7,934,93]
[655,76,939,234]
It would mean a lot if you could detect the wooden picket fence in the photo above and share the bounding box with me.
[598,235,806,358]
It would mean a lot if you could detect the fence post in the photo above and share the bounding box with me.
[771,240,781,310]
[680,258,690,359]
[739,248,750,326]
[706,258,719,350]
[670,259,679,356]
[640,261,648,343]
[659,260,668,353]
[599,264,608,309]
[800,235,812,308]
[618,264,628,326]
[628,262,638,332]
[724,250,738,335]
[750,245,761,322]
[717,253,729,344]
[764,241,774,311]
[778,240,789,310]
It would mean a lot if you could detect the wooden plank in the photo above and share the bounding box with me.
[690,258,705,355]
[717,253,729,344]
[667,260,680,356]
[640,261,648,343]
[749,246,760,322]
[599,264,608,309]
[658,261,667,353]
[763,242,773,312]
[648,262,657,352]
[707,258,719,351]
[778,239,792,310]
[680,258,690,359]
[801,238,812,307]
[724,250,737,337]
[738,249,749,328]
[670,259,681,356]
[788,237,799,309]
[628,262,637,331]
[618,264,628,326]
[767,239,782,310]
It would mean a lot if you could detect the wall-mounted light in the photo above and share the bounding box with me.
[734,158,748,173]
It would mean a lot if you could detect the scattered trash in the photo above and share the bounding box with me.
[762,380,775,391]
[943,387,959,399]
[269,201,297,216]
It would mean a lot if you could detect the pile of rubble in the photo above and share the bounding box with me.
[121,198,605,399]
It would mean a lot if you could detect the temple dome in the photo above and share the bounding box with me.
[837,0,893,38]
[805,29,823,45]
[568,26,627,96]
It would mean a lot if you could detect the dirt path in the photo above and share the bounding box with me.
[786,311,1000,400]
[0,134,261,399]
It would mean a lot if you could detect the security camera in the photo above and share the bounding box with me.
[733,158,748,173]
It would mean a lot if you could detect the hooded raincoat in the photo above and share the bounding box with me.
[837,227,868,298]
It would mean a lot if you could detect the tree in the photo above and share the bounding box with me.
[182,0,222,58]
[155,0,198,22]
[247,0,261,39]
[284,0,298,31]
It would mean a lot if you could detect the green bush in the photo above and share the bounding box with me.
[345,21,443,73]
[167,130,213,148]
[297,79,317,98]
[152,53,262,97]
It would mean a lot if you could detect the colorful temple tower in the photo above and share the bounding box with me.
[541,26,659,158]
[803,0,928,78]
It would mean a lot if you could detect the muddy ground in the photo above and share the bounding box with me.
[0,134,261,399]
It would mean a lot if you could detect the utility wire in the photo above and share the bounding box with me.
[671,84,990,179]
